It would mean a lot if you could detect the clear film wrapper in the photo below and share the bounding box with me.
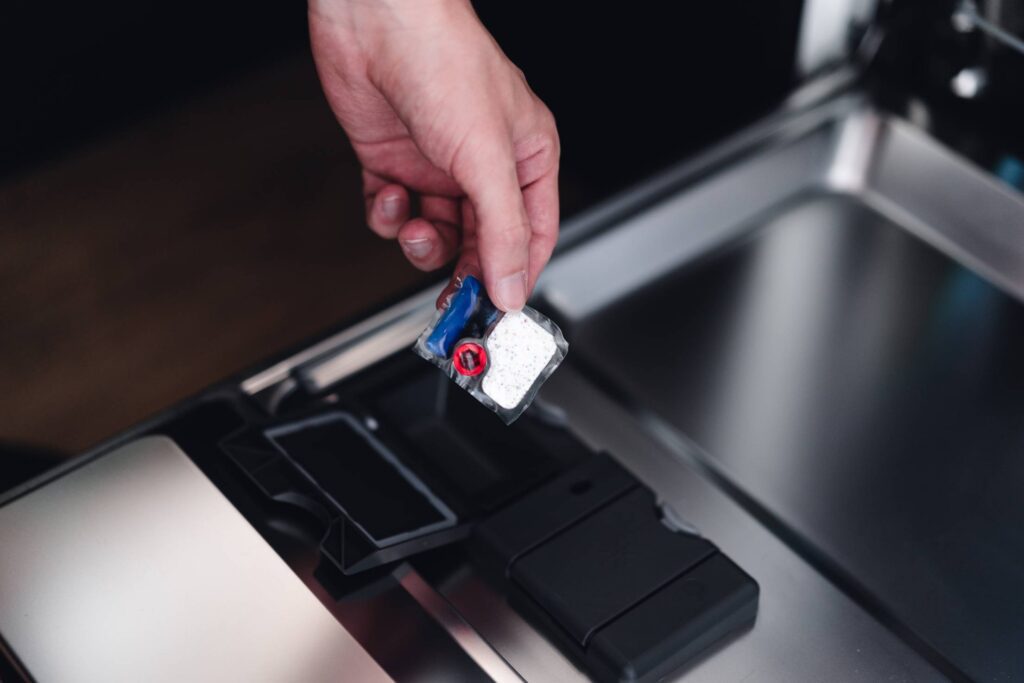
[414,275,568,424]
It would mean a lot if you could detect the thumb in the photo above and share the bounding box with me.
[452,127,530,312]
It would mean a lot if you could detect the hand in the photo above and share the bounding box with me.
[309,0,560,311]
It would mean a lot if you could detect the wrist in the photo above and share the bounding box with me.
[309,0,470,31]
[309,0,484,82]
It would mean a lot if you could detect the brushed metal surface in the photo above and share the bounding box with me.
[542,108,1024,678]
[0,436,392,683]
[567,192,1024,680]
[542,113,1024,321]
[241,285,441,398]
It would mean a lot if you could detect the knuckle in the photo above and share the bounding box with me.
[536,230,559,252]
[548,126,561,159]
[413,255,449,272]
[539,109,560,156]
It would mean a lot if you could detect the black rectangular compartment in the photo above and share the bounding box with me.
[265,412,456,547]
[474,454,759,682]
[222,354,591,575]
[223,409,472,575]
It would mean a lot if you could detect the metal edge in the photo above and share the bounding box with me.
[0,632,34,683]
[823,113,1024,305]
[241,286,442,397]
[398,569,525,683]
[0,388,244,508]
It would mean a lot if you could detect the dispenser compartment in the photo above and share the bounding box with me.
[473,454,759,682]
[223,352,591,575]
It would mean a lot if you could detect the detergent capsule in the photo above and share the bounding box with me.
[413,275,568,424]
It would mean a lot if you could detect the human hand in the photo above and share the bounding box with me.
[309,0,560,312]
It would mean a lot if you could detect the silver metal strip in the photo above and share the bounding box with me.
[297,302,435,394]
[398,569,524,683]
[955,0,1024,56]
[860,115,1024,303]
[241,285,440,396]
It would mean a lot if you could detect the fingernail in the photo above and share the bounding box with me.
[381,195,402,220]
[400,238,432,259]
[493,270,527,312]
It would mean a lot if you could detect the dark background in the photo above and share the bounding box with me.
[1,2,801,186]
[0,2,802,467]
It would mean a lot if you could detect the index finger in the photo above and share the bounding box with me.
[451,126,531,312]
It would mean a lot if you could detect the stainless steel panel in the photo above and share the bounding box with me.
[397,569,525,683]
[862,118,1024,299]
[0,436,392,683]
[550,113,1024,679]
[542,111,1024,319]
[541,119,835,319]
[241,285,441,399]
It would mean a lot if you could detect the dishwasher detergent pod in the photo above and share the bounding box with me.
[413,275,568,424]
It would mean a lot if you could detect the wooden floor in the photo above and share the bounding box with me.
[0,55,430,454]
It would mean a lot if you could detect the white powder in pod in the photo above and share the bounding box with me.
[481,312,558,409]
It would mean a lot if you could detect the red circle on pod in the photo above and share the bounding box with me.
[453,341,487,377]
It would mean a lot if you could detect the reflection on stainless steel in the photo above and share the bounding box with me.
[824,109,882,192]
[548,108,1024,679]
[253,520,493,682]
[298,304,437,395]
[0,437,393,683]
[398,569,524,683]
[860,120,1024,298]
[796,0,876,74]
[432,569,589,683]
[241,285,441,400]
[950,66,988,99]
